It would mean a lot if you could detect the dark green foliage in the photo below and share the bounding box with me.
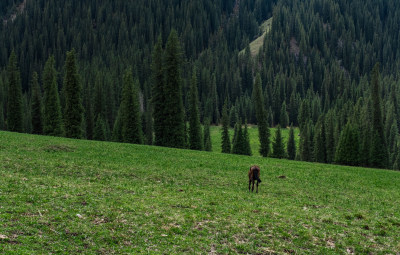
[221,100,231,153]
[243,121,252,156]
[271,125,285,159]
[120,69,143,144]
[151,36,165,147]
[0,105,5,130]
[313,116,327,163]
[203,118,212,152]
[30,72,43,134]
[144,104,153,145]
[93,114,106,141]
[22,93,32,133]
[280,102,289,128]
[232,120,243,155]
[188,69,202,150]
[287,125,296,160]
[43,56,63,136]
[299,122,313,162]
[335,122,360,166]
[6,51,23,132]
[253,73,270,157]
[369,64,388,168]
[162,30,185,148]
[63,49,83,139]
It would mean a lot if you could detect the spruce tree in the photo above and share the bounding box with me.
[188,69,203,150]
[31,72,43,134]
[43,56,63,136]
[0,106,5,130]
[120,69,143,144]
[144,104,154,145]
[63,49,83,139]
[253,73,270,157]
[163,29,185,148]
[313,116,327,163]
[93,114,106,141]
[280,101,289,128]
[287,125,296,160]
[232,120,244,155]
[335,122,360,166]
[221,100,231,153]
[151,35,166,146]
[203,118,212,151]
[369,63,388,168]
[271,125,286,158]
[6,51,23,132]
[243,120,252,156]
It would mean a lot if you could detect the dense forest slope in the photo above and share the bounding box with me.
[1,0,400,169]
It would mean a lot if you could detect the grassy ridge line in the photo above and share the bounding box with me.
[1,131,400,253]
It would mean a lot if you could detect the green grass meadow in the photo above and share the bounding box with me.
[1,131,400,253]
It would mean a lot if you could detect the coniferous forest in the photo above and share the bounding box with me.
[1,0,400,170]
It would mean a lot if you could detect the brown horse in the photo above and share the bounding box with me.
[248,165,262,193]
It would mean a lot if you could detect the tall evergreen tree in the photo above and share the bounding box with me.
[253,73,270,157]
[6,51,23,132]
[221,99,231,153]
[243,120,252,156]
[280,101,289,128]
[188,69,203,150]
[151,36,165,146]
[120,69,143,144]
[43,56,63,136]
[287,125,296,160]
[0,106,5,130]
[63,49,83,138]
[232,120,244,155]
[203,118,212,151]
[271,125,286,158]
[163,29,185,148]
[144,103,154,145]
[93,114,106,141]
[335,122,360,166]
[369,63,388,168]
[313,116,327,163]
[30,72,43,134]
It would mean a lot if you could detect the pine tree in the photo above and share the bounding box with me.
[188,69,203,150]
[253,73,270,157]
[243,120,252,156]
[6,51,23,132]
[280,101,289,128]
[313,116,327,163]
[232,120,244,155]
[93,114,106,141]
[221,100,231,153]
[203,118,212,151]
[335,122,360,166]
[30,72,43,134]
[151,35,166,146]
[144,104,154,145]
[163,29,185,148]
[369,63,388,168]
[0,105,5,130]
[43,56,63,136]
[271,125,286,158]
[63,49,83,138]
[287,125,296,160]
[120,69,143,144]
[299,122,313,161]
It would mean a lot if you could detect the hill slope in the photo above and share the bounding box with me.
[1,131,400,253]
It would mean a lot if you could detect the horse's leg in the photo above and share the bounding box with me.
[252,180,255,192]
[249,179,251,192]
[256,180,259,193]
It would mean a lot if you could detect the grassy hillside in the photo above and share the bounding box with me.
[1,131,400,254]
[240,17,273,56]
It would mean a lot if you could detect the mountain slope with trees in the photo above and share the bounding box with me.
[1,0,400,169]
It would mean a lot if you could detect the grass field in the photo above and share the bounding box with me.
[1,131,400,254]
[240,17,273,57]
